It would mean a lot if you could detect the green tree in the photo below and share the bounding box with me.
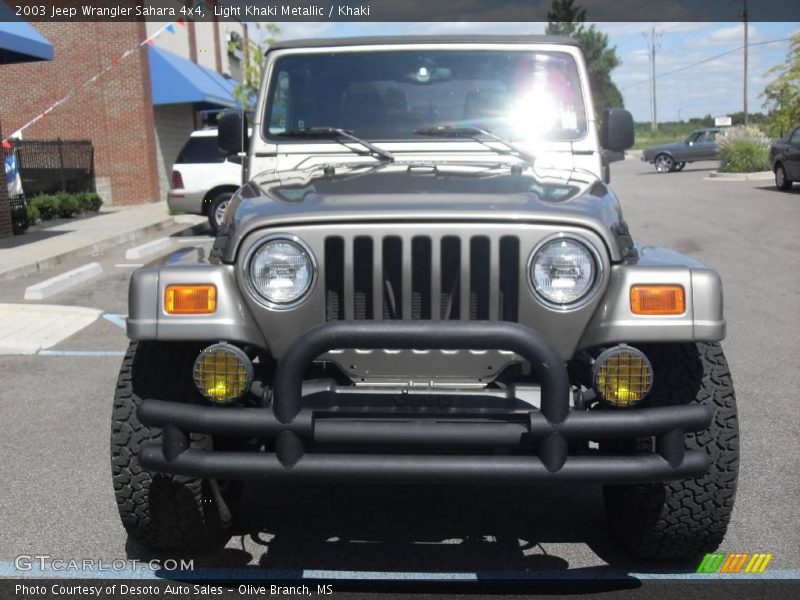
[545,0,624,116]
[761,33,800,138]
[229,23,280,113]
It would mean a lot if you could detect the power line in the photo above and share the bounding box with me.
[620,37,792,91]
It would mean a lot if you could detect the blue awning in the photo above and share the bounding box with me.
[0,9,54,64]
[148,46,239,109]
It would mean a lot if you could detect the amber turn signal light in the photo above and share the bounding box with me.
[630,285,685,315]
[165,285,217,314]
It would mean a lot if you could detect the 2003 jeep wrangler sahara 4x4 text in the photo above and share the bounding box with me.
[111,36,738,558]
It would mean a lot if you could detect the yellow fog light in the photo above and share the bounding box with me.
[192,343,253,404]
[593,345,653,407]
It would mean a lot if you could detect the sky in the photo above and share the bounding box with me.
[262,21,799,123]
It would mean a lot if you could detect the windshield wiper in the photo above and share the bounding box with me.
[413,125,535,166]
[276,127,394,162]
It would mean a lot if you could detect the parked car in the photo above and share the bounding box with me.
[114,35,738,560]
[769,125,800,191]
[641,128,723,173]
[167,128,243,233]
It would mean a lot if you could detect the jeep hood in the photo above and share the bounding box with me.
[220,163,630,262]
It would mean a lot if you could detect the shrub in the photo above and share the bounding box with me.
[719,139,771,173]
[29,192,102,220]
[76,193,92,213]
[31,195,60,220]
[86,192,103,211]
[27,203,40,223]
[55,192,80,218]
[75,192,103,212]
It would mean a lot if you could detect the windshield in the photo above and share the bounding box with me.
[264,49,588,143]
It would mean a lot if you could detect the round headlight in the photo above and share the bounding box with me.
[248,238,314,306]
[530,236,597,306]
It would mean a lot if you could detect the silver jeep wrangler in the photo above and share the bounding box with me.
[111,36,738,559]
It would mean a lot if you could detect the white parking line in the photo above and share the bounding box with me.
[125,237,172,260]
[114,263,144,268]
[23,263,103,300]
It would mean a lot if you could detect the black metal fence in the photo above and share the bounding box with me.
[11,139,95,196]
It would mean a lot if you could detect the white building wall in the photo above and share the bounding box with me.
[194,22,217,70]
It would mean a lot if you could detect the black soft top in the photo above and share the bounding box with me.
[266,35,581,53]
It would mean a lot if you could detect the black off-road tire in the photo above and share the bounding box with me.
[111,341,233,551]
[603,342,739,559]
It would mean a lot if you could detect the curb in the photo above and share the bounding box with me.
[125,237,173,260]
[23,263,103,300]
[0,217,176,282]
[706,170,773,181]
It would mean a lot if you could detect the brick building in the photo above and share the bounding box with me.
[0,19,244,214]
[0,15,53,238]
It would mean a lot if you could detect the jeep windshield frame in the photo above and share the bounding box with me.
[262,48,589,145]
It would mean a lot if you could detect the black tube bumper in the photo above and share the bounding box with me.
[138,321,713,484]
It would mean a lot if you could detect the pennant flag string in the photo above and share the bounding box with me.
[3,20,181,144]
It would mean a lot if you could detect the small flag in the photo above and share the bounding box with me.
[166,24,175,34]
[1,139,11,149]
[176,18,186,27]
[112,56,121,65]
[145,38,155,46]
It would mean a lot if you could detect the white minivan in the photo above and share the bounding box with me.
[167,128,242,233]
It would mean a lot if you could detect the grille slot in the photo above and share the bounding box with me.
[382,237,403,319]
[499,236,520,321]
[324,233,519,322]
[353,237,373,319]
[324,237,344,321]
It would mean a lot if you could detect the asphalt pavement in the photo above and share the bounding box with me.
[0,159,798,595]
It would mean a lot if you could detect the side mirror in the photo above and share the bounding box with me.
[218,111,249,156]
[601,108,634,152]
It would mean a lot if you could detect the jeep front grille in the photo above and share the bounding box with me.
[324,235,520,321]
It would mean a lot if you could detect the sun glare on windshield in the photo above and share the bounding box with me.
[265,50,587,142]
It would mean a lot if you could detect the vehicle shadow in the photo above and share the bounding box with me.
[636,166,718,176]
[753,184,800,194]
[125,482,698,591]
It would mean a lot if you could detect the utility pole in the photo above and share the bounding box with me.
[644,27,663,131]
[742,0,749,125]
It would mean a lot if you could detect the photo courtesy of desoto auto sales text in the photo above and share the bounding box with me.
[0,0,798,598]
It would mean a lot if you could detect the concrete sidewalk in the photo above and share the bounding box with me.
[0,202,202,281]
